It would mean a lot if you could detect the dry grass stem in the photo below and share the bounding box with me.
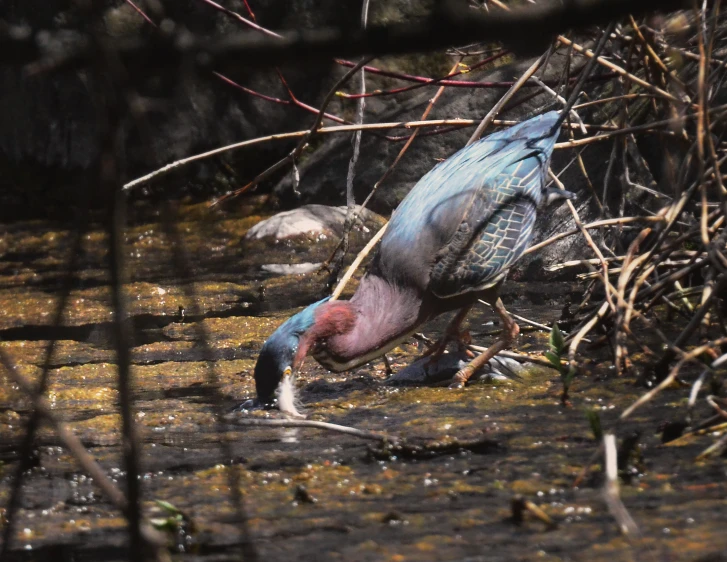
[603,434,639,536]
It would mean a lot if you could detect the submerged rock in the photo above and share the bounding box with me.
[245,204,382,240]
[387,350,530,385]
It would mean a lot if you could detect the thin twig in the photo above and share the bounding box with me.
[557,35,684,105]
[525,216,666,256]
[603,434,639,536]
[120,114,704,194]
[467,345,559,368]
[197,0,283,39]
[331,223,388,300]
[228,416,398,443]
[477,299,568,335]
[325,0,370,287]
[211,57,373,206]
[621,339,727,419]
[468,52,547,144]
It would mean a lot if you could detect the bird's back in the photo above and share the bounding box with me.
[374,111,561,293]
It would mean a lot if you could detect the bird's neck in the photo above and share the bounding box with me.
[309,275,426,372]
[294,299,356,368]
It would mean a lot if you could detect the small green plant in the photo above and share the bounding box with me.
[150,499,197,553]
[544,323,576,406]
[585,408,603,441]
[150,499,186,532]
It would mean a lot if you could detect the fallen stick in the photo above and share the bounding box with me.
[603,434,639,536]
[227,415,399,443]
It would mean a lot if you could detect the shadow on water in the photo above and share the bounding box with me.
[0,301,304,346]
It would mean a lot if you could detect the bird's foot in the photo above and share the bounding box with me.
[427,365,471,388]
[456,329,476,358]
[434,299,520,390]
[422,337,449,363]
[422,328,474,365]
[445,338,512,388]
[448,364,475,389]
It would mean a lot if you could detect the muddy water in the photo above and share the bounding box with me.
[1,199,726,561]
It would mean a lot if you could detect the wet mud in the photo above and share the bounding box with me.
[1,199,725,561]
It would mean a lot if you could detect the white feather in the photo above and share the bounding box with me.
[276,373,306,419]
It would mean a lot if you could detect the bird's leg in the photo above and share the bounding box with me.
[448,298,519,389]
[421,304,474,363]
[455,328,475,357]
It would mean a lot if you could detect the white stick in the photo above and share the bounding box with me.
[603,434,639,536]
[229,416,397,443]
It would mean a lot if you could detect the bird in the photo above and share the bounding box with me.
[252,111,574,405]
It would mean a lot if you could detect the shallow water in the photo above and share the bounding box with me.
[1,199,725,561]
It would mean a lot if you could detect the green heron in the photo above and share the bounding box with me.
[253,111,573,404]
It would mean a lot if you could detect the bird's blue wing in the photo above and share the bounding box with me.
[424,113,560,297]
[428,155,543,297]
[376,111,561,295]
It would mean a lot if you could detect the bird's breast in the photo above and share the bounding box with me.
[312,324,423,373]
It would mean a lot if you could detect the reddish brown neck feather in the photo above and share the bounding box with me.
[293,301,356,367]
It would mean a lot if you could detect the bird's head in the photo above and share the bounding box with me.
[253,297,330,405]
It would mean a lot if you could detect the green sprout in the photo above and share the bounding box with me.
[545,323,577,406]
[585,408,603,441]
[150,499,197,553]
[150,499,186,532]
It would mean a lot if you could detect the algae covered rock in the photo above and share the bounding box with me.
[387,350,531,385]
